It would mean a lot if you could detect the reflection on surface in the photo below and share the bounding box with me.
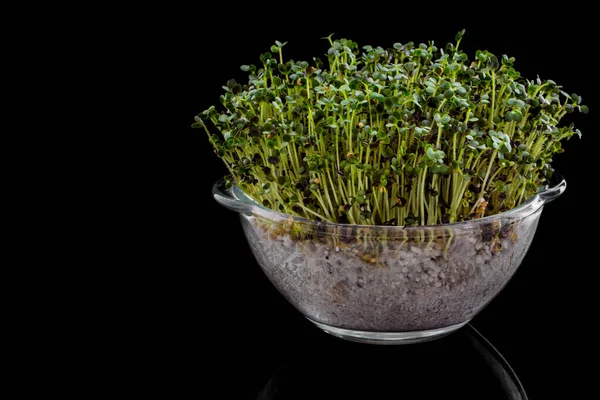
[256,324,527,400]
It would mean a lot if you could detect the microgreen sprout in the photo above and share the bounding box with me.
[194,30,586,226]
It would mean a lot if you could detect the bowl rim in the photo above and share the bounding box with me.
[213,171,566,230]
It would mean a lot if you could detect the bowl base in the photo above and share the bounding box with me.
[308,319,470,345]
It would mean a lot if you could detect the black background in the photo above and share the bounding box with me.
[146,7,597,399]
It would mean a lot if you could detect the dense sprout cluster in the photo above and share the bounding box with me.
[194,31,587,226]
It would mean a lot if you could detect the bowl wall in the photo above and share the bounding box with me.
[240,203,542,333]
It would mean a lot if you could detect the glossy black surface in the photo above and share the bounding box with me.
[255,324,526,399]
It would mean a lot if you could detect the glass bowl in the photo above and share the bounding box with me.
[213,173,565,344]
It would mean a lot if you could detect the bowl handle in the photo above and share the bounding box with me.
[538,172,567,204]
[212,178,255,215]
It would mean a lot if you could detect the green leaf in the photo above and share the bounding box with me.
[431,164,451,174]
[326,116,338,128]
[571,93,579,103]
[413,93,421,106]
[426,147,436,159]
[369,92,385,101]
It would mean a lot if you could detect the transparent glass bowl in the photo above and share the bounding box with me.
[213,174,565,344]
